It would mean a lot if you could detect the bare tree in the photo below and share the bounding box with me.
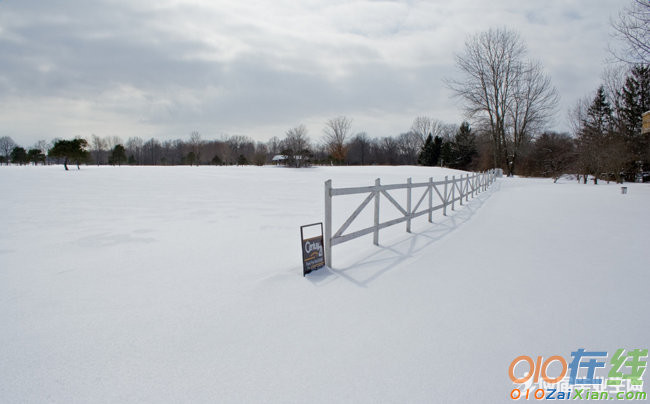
[213,141,230,165]
[609,0,650,64]
[506,60,560,174]
[445,27,526,170]
[601,65,629,125]
[568,94,592,183]
[349,132,371,165]
[440,123,459,141]
[105,136,123,150]
[252,142,268,166]
[143,138,162,165]
[227,135,253,164]
[0,136,16,165]
[166,139,185,165]
[284,124,311,167]
[31,140,49,164]
[446,27,558,176]
[90,134,108,165]
[188,131,204,166]
[266,136,281,157]
[410,117,444,143]
[125,137,144,164]
[397,131,421,165]
[377,136,400,165]
[323,116,352,164]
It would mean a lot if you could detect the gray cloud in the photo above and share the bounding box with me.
[0,0,627,146]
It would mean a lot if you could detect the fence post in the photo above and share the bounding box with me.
[406,178,412,233]
[373,178,380,245]
[324,179,332,268]
[443,176,448,216]
[466,174,469,202]
[451,175,456,211]
[472,173,476,198]
[428,177,433,223]
[459,175,463,206]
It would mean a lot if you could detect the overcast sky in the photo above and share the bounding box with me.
[0,0,628,146]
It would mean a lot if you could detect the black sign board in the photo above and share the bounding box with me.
[300,222,325,276]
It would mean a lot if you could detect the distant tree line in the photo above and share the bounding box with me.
[0,116,481,170]
[1,98,647,182]
[2,2,648,180]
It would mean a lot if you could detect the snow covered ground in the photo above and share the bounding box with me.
[1,165,648,403]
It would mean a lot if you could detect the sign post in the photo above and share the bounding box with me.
[300,223,325,276]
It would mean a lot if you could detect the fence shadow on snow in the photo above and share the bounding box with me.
[306,179,500,288]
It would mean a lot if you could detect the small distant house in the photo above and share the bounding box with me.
[272,155,289,165]
[642,111,650,134]
[272,155,304,166]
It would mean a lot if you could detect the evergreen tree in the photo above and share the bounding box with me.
[586,86,613,133]
[619,65,650,135]
[417,134,434,166]
[439,138,454,167]
[49,139,90,170]
[417,134,443,166]
[618,65,650,180]
[185,152,197,165]
[128,155,136,165]
[27,149,46,165]
[453,122,478,170]
[578,86,624,184]
[10,146,28,165]
[109,144,127,166]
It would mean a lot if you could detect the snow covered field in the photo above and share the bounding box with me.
[1,165,648,403]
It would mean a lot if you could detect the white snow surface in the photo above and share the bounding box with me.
[1,165,648,403]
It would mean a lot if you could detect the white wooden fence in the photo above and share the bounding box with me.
[324,169,497,267]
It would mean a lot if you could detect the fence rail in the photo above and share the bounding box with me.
[324,169,497,267]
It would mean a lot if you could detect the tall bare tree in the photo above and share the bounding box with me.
[323,116,352,164]
[445,27,526,170]
[609,0,650,64]
[506,60,560,174]
[445,27,558,175]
